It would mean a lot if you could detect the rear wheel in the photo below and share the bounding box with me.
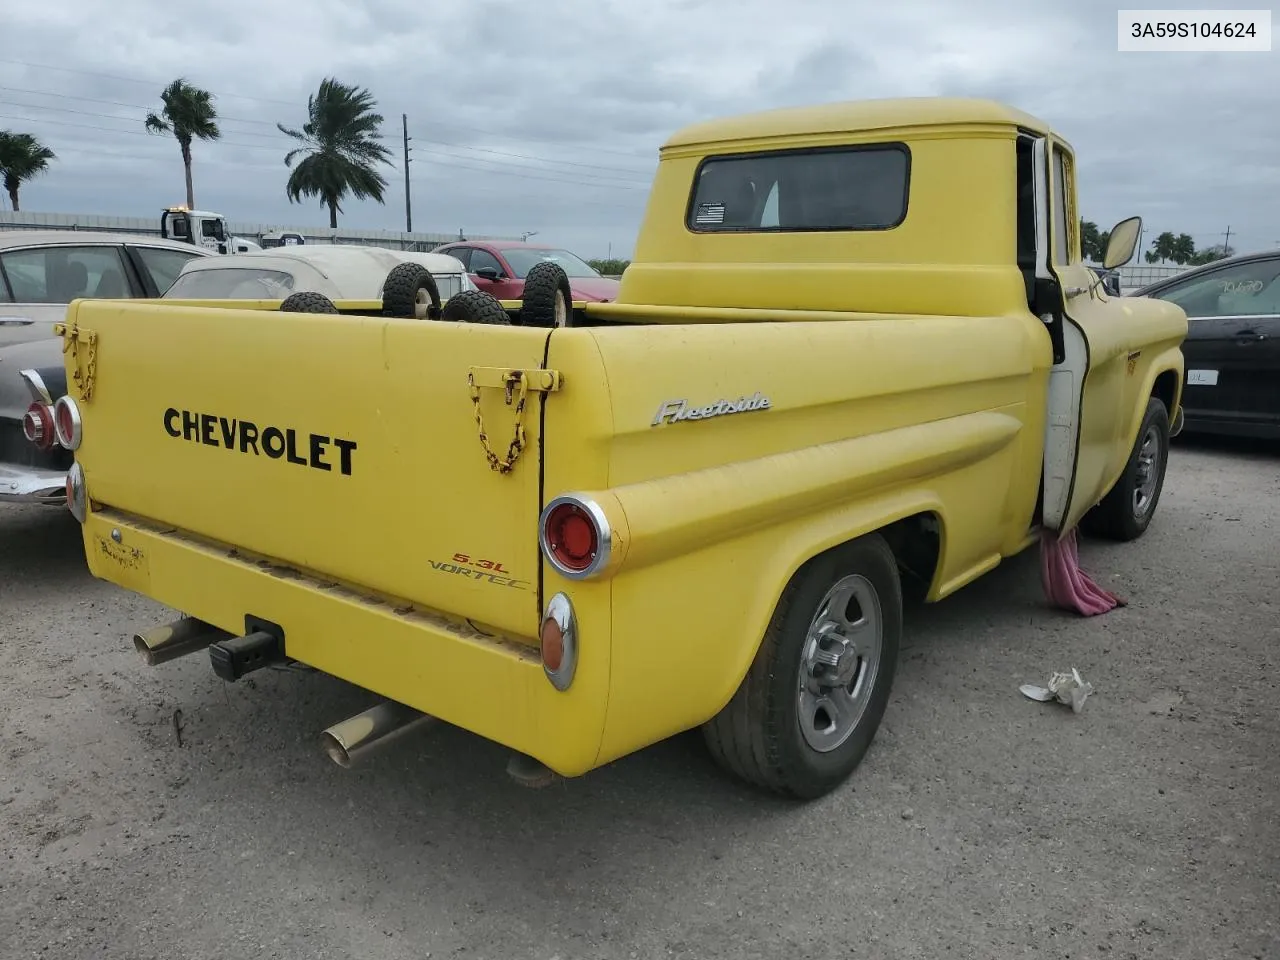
[440,289,512,325]
[382,262,441,320]
[1082,397,1170,541]
[701,534,902,799]
[279,291,338,314]
[520,261,572,328]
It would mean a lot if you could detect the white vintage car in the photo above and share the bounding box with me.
[1,242,478,505]
[164,245,477,303]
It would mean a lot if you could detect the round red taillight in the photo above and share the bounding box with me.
[543,502,598,572]
[21,402,54,450]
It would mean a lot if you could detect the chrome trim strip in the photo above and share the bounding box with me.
[18,368,52,404]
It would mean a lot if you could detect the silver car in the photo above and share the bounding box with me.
[0,231,214,503]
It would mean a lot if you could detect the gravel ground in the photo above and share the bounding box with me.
[1,436,1277,960]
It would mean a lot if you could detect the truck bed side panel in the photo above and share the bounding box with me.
[540,315,1050,765]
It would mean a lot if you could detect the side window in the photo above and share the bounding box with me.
[132,246,202,294]
[469,249,504,275]
[1152,258,1280,318]
[688,143,910,233]
[443,246,471,270]
[1050,145,1072,266]
[0,246,129,302]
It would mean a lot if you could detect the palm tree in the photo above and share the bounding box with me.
[0,131,55,211]
[144,79,220,208]
[277,77,393,229]
[1171,233,1196,265]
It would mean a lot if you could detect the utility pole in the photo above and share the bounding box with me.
[1136,226,1145,263]
[1222,224,1231,256]
[402,114,413,233]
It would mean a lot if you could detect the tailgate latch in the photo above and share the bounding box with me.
[467,367,562,475]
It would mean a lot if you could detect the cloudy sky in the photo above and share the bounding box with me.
[1,0,1277,259]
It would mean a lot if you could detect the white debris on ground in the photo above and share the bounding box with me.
[1020,667,1095,713]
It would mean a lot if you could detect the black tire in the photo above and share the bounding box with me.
[381,262,441,320]
[1081,397,1170,542]
[701,534,903,799]
[279,291,339,314]
[519,261,572,328]
[440,289,512,325]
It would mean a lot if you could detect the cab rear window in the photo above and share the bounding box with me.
[687,143,910,234]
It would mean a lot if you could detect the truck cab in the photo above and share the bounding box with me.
[159,207,261,255]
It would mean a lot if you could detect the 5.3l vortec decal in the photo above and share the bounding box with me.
[651,392,771,427]
[429,553,529,590]
[163,408,357,475]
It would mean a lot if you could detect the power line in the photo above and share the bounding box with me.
[412,144,648,189]
[0,97,289,144]
[0,106,652,190]
[0,57,299,107]
[0,87,654,177]
[408,128,653,178]
[0,57,656,160]
[4,114,648,198]
[410,146,648,191]
[0,111,287,152]
[0,84,282,128]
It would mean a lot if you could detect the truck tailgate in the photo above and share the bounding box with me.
[66,301,553,640]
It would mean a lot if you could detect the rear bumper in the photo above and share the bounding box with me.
[0,462,67,504]
[80,507,609,776]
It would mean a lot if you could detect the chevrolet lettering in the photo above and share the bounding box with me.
[651,392,771,426]
[162,407,357,475]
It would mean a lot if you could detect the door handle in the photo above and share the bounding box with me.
[1234,331,1267,343]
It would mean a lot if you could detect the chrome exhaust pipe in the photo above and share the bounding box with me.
[133,617,229,666]
[321,701,435,768]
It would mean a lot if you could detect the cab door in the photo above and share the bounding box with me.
[1038,136,1130,534]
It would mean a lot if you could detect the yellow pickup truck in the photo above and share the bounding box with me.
[57,98,1187,799]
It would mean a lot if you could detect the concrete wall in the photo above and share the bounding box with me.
[0,210,517,251]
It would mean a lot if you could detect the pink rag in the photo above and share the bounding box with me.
[1040,527,1125,616]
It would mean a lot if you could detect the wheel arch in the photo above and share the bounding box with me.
[701,500,949,726]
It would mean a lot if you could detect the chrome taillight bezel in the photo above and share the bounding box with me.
[66,462,87,523]
[538,494,611,580]
[53,395,82,451]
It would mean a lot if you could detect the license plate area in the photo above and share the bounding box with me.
[92,531,151,593]
[1187,369,1219,386]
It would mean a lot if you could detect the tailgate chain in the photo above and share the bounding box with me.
[56,319,98,401]
[468,370,530,474]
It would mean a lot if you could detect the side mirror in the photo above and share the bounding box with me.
[474,267,500,281]
[1104,216,1142,269]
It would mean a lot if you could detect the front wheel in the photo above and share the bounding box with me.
[701,534,902,799]
[1082,397,1170,542]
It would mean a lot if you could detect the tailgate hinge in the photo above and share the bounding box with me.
[466,367,562,475]
[54,319,98,402]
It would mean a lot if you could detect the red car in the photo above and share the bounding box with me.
[431,240,620,303]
